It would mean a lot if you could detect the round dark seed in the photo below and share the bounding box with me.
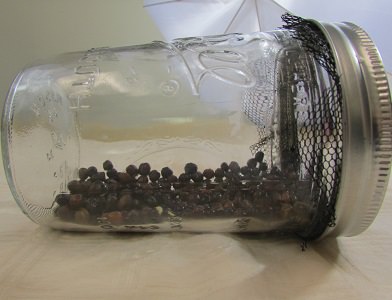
[167,174,178,183]
[105,193,118,211]
[140,182,152,191]
[56,205,73,221]
[240,166,251,176]
[184,162,198,174]
[67,157,287,222]
[251,168,261,177]
[84,196,105,215]
[67,180,82,194]
[149,170,160,182]
[137,175,149,184]
[158,178,171,189]
[129,176,138,184]
[179,173,191,183]
[87,166,98,177]
[69,194,83,209]
[214,168,224,178]
[117,194,132,210]
[80,181,91,194]
[103,160,114,171]
[91,172,106,182]
[161,167,173,178]
[74,208,90,224]
[220,162,229,172]
[191,171,203,183]
[260,162,268,171]
[173,182,183,189]
[78,168,89,181]
[88,181,106,195]
[229,161,240,173]
[55,193,70,206]
[119,189,132,197]
[138,163,151,176]
[247,158,257,169]
[106,168,118,179]
[97,172,106,181]
[255,151,265,162]
[225,171,240,182]
[203,168,215,180]
[126,164,138,177]
[106,179,119,192]
[150,182,160,190]
[117,172,131,184]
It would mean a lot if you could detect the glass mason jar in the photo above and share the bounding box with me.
[2,15,392,240]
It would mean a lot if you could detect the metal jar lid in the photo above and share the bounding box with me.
[311,21,392,237]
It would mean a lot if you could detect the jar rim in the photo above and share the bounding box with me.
[312,20,392,237]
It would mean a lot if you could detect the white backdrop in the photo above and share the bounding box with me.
[144,0,392,74]
[0,0,163,114]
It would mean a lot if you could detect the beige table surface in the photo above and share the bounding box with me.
[0,177,391,300]
[1,1,391,298]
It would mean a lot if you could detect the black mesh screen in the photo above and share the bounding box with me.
[244,14,343,240]
[282,14,343,239]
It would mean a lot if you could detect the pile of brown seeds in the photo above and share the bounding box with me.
[54,151,313,228]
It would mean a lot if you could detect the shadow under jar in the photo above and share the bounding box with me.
[3,15,392,241]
